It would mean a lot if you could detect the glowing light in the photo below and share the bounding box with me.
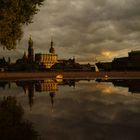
[56,74,63,82]
[102,51,112,58]
[95,84,129,96]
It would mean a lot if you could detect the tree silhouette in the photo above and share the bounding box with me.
[0,96,41,140]
[0,0,44,50]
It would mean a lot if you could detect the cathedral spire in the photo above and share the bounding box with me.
[49,36,55,54]
[28,35,34,63]
[51,36,53,48]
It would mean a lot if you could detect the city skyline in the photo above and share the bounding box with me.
[0,0,140,63]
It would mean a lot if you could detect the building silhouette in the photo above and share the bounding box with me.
[0,57,8,71]
[28,36,34,63]
[112,51,140,70]
[96,50,140,71]
[11,37,36,71]
[0,36,95,71]
[35,37,58,69]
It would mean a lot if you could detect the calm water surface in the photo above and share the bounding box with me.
[0,79,140,140]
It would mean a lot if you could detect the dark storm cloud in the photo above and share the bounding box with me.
[1,0,140,62]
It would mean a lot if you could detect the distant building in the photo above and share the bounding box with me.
[8,36,58,71]
[96,50,140,71]
[16,52,28,64]
[129,50,140,60]
[0,57,8,71]
[51,58,81,71]
[13,37,36,71]
[51,58,94,71]
[112,51,140,70]
[2,36,95,71]
[16,36,34,64]
[35,37,58,68]
[112,57,129,70]
[95,62,112,71]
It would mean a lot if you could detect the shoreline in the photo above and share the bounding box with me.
[0,71,140,80]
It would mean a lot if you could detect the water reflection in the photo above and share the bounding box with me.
[0,79,79,108]
[0,96,40,140]
[0,81,10,89]
[96,79,140,94]
[15,79,79,108]
[0,78,140,108]
[0,79,140,140]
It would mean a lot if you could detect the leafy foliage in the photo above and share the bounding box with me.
[0,0,44,50]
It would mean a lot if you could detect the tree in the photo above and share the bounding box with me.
[0,0,44,50]
[0,96,41,140]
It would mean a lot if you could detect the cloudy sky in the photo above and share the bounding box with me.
[1,0,140,63]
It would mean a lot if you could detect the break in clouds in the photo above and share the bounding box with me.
[1,0,140,63]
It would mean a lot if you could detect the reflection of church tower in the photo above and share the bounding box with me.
[28,83,35,109]
[28,36,34,63]
[23,85,28,95]
[50,92,55,112]
[49,36,55,54]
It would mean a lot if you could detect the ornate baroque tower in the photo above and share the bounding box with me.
[28,36,34,63]
[35,36,58,68]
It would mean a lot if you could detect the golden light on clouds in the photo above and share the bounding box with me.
[95,83,129,96]
[96,51,115,61]
[102,51,113,58]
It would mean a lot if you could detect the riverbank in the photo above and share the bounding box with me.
[0,71,140,80]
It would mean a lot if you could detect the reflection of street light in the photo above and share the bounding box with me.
[50,92,55,113]
[56,74,63,83]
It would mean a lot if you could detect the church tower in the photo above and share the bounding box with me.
[35,36,58,68]
[49,36,55,54]
[28,36,34,63]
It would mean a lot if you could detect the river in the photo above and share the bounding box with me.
[0,78,140,140]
